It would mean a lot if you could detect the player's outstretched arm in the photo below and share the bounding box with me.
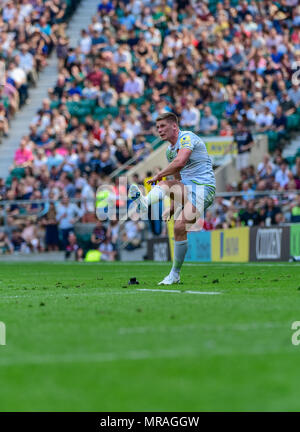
[147,148,191,184]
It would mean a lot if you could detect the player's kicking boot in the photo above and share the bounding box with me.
[128,184,148,215]
[158,271,180,285]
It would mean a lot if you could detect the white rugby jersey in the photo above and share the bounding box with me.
[166,130,216,187]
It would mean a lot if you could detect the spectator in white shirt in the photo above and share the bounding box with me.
[255,107,274,132]
[244,14,258,32]
[125,114,142,136]
[123,70,144,97]
[252,92,265,113]
[180,98,200,129]
[82,80,100,99]
[245,103,257,124]
[8,60,27,86]
[120,121,134,149]
[113,45,132,69]
[99,79,118,107]
[99,237,116,261]
[199,106,218,134]
[257,154,275,178]
[19,44,37,86]
[19,0,33,21]
[275,162,291,189]
[151,100,170,122]
[264,92,279,115]
[288,84,300,107]
[144,27,161,50]
[56,196,84,247]
[2,1,17,22]
[122,220,142,249]
[33,149,47,174]
[81,177,96,222]
[79,29,92,54]
[8,60,28,106]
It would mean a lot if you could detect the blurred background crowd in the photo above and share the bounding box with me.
[0,0,300,257]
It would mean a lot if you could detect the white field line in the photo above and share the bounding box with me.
[137,288,180,293]
[118,321,288,335]
[0,288,222,301]
[136,288,221,295]
[0,349,196,366]
[0,291,139,301]
[185,290,221,295]
[0,344,297,367]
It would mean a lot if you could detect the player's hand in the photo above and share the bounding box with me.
[146,174,161,185]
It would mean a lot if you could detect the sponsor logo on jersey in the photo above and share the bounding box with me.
[180,134,192,149]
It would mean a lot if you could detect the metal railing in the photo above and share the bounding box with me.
[0,188,298,227]
[0,190,298,209]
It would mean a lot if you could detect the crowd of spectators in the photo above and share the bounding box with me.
[6,0,300,177]
[0,0,77,140]
[1,148,299,256]
[0,0,300,255]
[205,151,300,230]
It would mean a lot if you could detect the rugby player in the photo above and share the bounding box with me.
[129,112,215,285]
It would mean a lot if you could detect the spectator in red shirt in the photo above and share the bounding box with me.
[203,210,216,231]
[86,68,103,87]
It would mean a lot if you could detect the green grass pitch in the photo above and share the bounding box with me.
[0,261,300,411]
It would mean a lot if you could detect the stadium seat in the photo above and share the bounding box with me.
[130,96,146,107]
[73,107,92,118]
[79,99,97,109]
[105,106,119,117]
[50,100,61,109]
[93,106,106,116]
[265,131,279,152]
[285,156,296,167]
[208,101,227,119]
[92,113,107,122]
[10,167,26,179]
[144,88,153,98]
[287,114,300,131]
[76,233,92,251]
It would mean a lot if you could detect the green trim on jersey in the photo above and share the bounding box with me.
[191,181,216,189]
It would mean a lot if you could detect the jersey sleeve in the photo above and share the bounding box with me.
[179,133,194,151]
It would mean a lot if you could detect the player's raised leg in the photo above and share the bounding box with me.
[128,183,148,214]
[129,180,188,211]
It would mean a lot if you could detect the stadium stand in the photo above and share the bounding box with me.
[0,0,82,141]
[0,0,300,255]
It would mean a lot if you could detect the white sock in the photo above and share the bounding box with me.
[171,240,188,277]
[147,185,166,205]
